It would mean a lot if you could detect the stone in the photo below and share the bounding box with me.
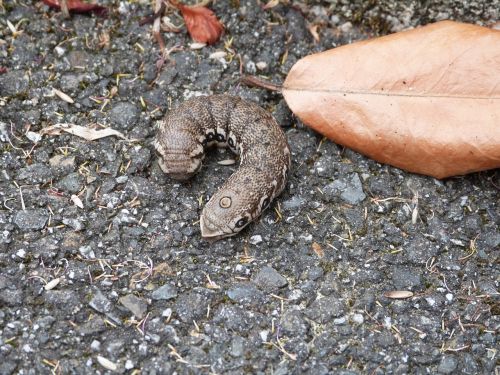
[324,173,366,205]
[56,172,84,193]
[226,283,264,305]
[17,163,52,184]
[119,294,148,319]
[305,296,345,323]
[89,288,113,314]
[437,355,458,374]
[77,317,106,336]
[0,275,23,306]
[252,266,288,291]
[391,266,423,290]
[13,209,48,230]
[0,70,29,96]
[151,284,178,300]
[109,102,140,130]
[174,292,210,323]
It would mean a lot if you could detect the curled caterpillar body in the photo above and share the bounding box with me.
[154,95,291,241]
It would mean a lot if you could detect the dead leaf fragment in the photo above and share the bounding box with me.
[40,123,129,141]
[71,194,84,209]
[96,355,117,371]
[53,88,74,104]
[312,242,324,258]
[41,0,107,15]
[44,278,60,291]
[176,3,223,44]
[263,0,280,10]
[283,21,500,179]
[383,290,414,299]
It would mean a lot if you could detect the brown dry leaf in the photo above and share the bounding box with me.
[283,21,500,179]
[384,291,414,299]
[311,242,324,258]
[263,0,280,10]
[176,2,223,45]
[40,123,129,141]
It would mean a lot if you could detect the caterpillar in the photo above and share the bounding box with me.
[154,95,291,241]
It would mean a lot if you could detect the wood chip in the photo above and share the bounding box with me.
[383,290,414,299]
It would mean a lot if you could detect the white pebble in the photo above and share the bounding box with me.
[445,293,453,302]
[26,131,42,143]
[256,61,268,70]
[54,46,66,57]
[162,308,172,318]
[125,359,134,370]
[250,235,262,245]
[90,340,101,351]
[352,313,364,324]
[334,316,346,325]
[259,330,269,342]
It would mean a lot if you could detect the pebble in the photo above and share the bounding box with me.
[252,266,288,291]
[226,283,264,305]
[119,294,148,319]
[78,245,95,259]
[13,209,48,230]
[56,172,84,193]
[391,266,423,289]
[90,340,101,351]
[17,163,52,183]
[305,296,345,323]
[151,284,178,300]
[109,102,140,130]
[230,336,245,357]
[249,235,262,245]
[324,173,366,205]
[89,288,113,314]
[0,70,29,96]
[174,292,210,323]
[437,355,458,374]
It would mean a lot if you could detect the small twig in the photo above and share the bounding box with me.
[152,0,166,55]
[240,75,283,92]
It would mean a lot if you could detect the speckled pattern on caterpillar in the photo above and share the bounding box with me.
[154,95,291,241]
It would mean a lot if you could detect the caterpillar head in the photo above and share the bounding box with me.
[200,173,273,241]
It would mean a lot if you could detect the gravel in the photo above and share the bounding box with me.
[0,1,498,374]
